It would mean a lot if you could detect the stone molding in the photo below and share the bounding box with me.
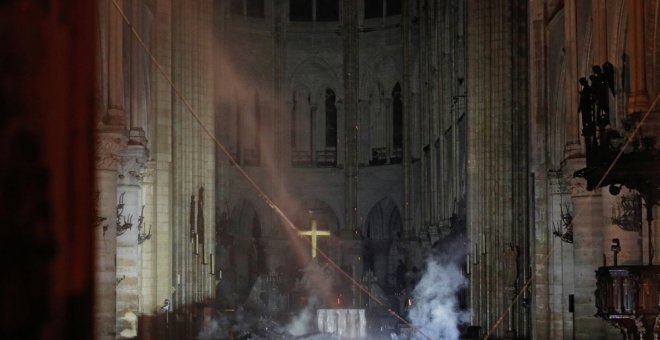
[96,131,126,171]
[139,160,156,185]
[119,145,148,185]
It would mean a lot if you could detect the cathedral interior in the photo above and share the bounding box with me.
[3,0,660,339]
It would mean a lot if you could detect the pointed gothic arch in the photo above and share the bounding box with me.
[363,198,402,285]
[227,200,266,300]
[288,58,340,167]
[241,89,261,166]
[362,54,402,165]
[290,85,312,166]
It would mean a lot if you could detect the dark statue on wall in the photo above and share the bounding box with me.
[575,62,660,260]
[576,62,660,340]
[578,62,616,167]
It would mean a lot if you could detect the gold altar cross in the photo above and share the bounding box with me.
[299,219,330,258]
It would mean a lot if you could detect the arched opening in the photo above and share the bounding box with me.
[221,201,265,304]
[317,88,337,167]
[291,88,312,166]
[363,198,402,287]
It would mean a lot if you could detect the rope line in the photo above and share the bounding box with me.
[483,92,660,340]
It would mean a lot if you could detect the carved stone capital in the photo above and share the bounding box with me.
[96,131,126,171]
[119,144,148,185]
[548,171,570,195]
[128,127,147,146]
[567,176,593,197]
[139,160,156,185]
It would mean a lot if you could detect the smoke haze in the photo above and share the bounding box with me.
[408,251,470,340]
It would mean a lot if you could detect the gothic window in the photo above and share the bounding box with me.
[363,198,402,284]
[365,0,399,18]
[246,0,265,18]
[316,0,339,21]
[231,0,265,17]
[325,89,337,148]
[391,82,403,162]
[230,0,243,15]
[290,0,338,22]
[290,0,313,21]
[231,90,262,166]
[368,84,387,165]
[291,89,312,166]
[243,92,261,166]
[364,0,383,18]
[386,0,401,16]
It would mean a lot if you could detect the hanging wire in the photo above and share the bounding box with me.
[483,86,660,340]
[109,1,432,339]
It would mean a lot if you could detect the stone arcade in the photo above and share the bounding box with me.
[6,0,660,339]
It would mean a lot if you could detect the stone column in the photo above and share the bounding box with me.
[139,161,157,313]
[152,0,174,328]
[342,0,359,234]
[96,0,126,337]
[627,0,650,114]
[170,1,215,335]
[529,1,549,338]
[95,130,125,340]
[466,1,529,337]
[548,174,575,340]
[129,0,148,146]
[564,0,581,156]
[591,0,608,64]
[106,0,125,125]
[401,0,413,236]
[116,145,147,338]
[567,169,607,339]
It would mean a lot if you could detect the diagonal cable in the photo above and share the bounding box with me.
[109,1,432,339]
[484,92,660,340]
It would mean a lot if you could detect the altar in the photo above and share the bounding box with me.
[317,309,366,338]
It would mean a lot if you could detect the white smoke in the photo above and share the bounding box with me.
[408,255,470,340]
[285,298,316,336]
[285,261,334,337]
[197,318,221,340]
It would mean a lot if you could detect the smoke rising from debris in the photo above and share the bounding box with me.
[408,247,470,340]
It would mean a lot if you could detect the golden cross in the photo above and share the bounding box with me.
[299,219,330,258]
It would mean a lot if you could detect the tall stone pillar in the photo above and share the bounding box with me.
[129,0,148,146]
[96,0,126,337]
[342,0,359,234]
[466,1,529,337]
[401,0,413,236]
[137,160,157,335]
[548,174,575,340]
[151,0,174,333]
[106,0,125,126]
[591,0,608,64]
[116,145,148,338]
[170,1,216,336]
[627,0,650,115]
[96,130,125,340]
[564,0,581,156]
[566,165,607,339]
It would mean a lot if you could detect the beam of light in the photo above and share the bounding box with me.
[110,2,432,339]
